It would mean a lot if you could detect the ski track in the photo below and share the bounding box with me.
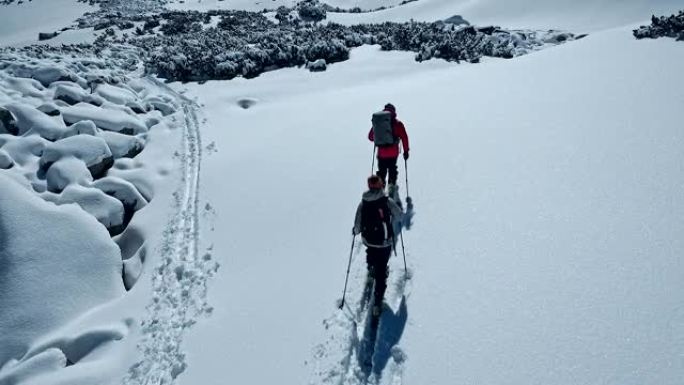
[314,249,412,385]
[124,78,215,385]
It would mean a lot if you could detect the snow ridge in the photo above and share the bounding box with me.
[124,79,214,385]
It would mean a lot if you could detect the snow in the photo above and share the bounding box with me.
[0,0,95,47]
[167,0,298,12]
[45,156,93,193]
[30,66,79,88]
[92,176,148,211]
[95,84,139,106]
[66,120,100,137]
[1,77,45,100]
[173,23,684,385]
[167,0,683,31]
[61,104,148,135]
[53,84,91,105]
[4,103,69,141]
[40,134,113,176]
[325,0,683,31]
[0,173,124,367]
[1,135,47,166]
[0,148,13,169]
[99,131,145,158]
[57,184,126,233]
[1,0,683,385]
[0,349,67,385]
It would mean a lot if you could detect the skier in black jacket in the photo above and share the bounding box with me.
[353,175,403,316]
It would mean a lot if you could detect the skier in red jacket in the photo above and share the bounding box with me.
[368,103,410,194]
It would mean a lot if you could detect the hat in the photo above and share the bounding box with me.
[367,175,384,190]
[384,103,396,112]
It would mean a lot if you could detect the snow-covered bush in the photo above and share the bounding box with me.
[634,11,684,41]
[64,9,576,82]
[275,6,296,25]
[297,0,327,23]
[307,58,327,72]
[160,11,204,35]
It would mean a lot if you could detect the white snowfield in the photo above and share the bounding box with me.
[172,6,684,385]
[0,0,683,385]
[0,0,95,47]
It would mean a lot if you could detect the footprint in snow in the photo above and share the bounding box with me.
[237,98,258,109]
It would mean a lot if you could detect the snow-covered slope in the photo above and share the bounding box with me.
[171,16,684,385]
[1,0,683,384]
[328,0,683,30]
[171,0,684,31]
[0,0,95,46]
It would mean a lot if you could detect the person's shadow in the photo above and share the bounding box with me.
[356,295,408,382]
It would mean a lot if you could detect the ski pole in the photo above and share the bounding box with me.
[400,231,407,274]
[339,235,356,310]
[371,146,377,175]
[404,157,410,197]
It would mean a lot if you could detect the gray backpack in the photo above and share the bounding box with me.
[371,111,395,147]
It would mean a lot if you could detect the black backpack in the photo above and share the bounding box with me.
[371,111,397,147]
[361,197,394,245]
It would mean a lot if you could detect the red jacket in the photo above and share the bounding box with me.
[368,114,410,159]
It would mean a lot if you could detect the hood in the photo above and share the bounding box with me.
[362,189,386,202]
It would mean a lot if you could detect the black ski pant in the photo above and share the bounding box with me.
[376,156,398,186]
[366,246,392,305]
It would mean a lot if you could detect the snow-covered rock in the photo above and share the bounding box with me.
[123,256,144,291]
[107,166,154,202]
[0,107,19,135]
[45,156,94,193]
[40,134,113,178]
[0,174,124,367]
[144,96,177,116]
[99,130,145,159]
[58,184,126,234]
[85,93,106,107]
[0,148,14,169]
[95,83,139,106]
[53,84,90,106]
[126,101,148,114]
[62,103,148,135]
[144,113,162,129]
[37,102,62,117]
[2,77,46,99]
[4,103,68,141]
[1,135,47,166]
[92,176,148,211]
[64,119,99,137]
[0,348,67,385]
[31,66,76,87]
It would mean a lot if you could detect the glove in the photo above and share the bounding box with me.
[352,227,359,236]
[403,152,409,160]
